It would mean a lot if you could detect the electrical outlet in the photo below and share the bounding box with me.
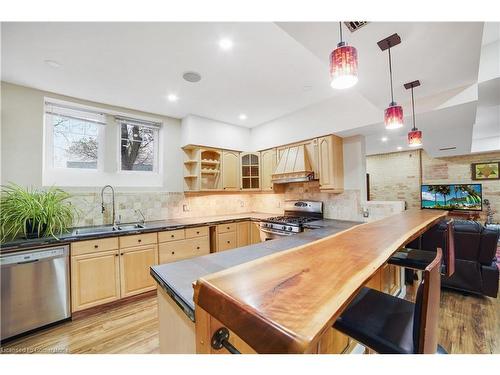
[362,208,369,218]
[183,204,190,212]
[239,200,244,207]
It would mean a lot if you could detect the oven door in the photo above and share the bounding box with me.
[259,227,295,241]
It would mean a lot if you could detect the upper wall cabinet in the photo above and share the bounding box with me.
[240,153,260,190]
[183,146,200,192]
[222,150,240,191]
[260,148,276,191]
[183,146,223,191]
[317,135,344,192]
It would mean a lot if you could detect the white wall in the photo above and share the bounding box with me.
[181,114,252,151]
[1,82,184,191]
[343,135,367,198]
[478,40,500,83]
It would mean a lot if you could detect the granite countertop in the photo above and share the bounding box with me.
[0,212,276,253]
[150,218,362,321]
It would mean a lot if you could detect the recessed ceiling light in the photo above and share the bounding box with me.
[397,146,403,151]
[219,38,233,50]
[239,114,247,120]
[167,94,178,102]
[44,59,61,68]
[381,136,388,142]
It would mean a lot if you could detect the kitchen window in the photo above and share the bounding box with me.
[45,101,106,170]
[117,118,160,173]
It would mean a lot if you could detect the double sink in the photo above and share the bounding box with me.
[72,223,146,236]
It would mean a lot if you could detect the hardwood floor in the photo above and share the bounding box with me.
[1,284,499,354]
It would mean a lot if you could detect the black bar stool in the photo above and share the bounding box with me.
[389,219,455,277]
[334,248,446,354]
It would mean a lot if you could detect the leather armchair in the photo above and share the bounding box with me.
[407,220,499,298]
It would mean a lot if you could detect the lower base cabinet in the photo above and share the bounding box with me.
[120,244,158,298]
[159,237,210,263]
[71,249,121,312]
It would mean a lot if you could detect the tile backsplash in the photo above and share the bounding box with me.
[68,181,401,227]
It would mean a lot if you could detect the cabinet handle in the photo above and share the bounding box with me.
[138,239,142,243]
[120,253,123,256]
[227,227,230,230]
[196,231,200,234]
[115,254,118,257]
[196,246,200,250]
[94,245,99,249]
[227,241,231,244]
[171,251,175,255]
[171,234,175,238]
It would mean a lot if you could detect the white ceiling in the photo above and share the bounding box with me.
[1,21,498,156]
[1,22,338,128]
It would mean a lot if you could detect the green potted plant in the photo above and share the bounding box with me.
[0,183,79,242]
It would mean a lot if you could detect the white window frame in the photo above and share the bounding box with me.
[116,117,161,175]
[42,97,164,187]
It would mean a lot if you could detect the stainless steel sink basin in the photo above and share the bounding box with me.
[72,223,146,236]
[117,223,146,231]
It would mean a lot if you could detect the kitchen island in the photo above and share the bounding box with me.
[150,216,404,354]
[193,209,447,354]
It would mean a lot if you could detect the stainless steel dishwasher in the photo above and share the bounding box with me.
[1,245,71,341]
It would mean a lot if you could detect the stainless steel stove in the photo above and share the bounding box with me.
[260,200,323,239]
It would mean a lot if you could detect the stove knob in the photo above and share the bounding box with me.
[288,226,292,231]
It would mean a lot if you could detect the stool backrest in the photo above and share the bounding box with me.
[413,247,442,354]
[444,220,455,277]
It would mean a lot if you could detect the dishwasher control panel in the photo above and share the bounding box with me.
[0,247,67,265]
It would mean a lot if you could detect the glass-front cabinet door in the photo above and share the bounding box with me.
[241,153,260,190]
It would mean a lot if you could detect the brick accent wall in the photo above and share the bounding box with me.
[367,150,500,222]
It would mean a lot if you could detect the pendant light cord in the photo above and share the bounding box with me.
[339,22,343,44]
[411,86,417,131]
[388,47,394,104]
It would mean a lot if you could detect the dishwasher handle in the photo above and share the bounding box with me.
[0,246,68,267]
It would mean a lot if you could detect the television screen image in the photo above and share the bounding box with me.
[421,184,482,211]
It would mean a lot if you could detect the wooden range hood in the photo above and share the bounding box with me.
[271,145,314,184]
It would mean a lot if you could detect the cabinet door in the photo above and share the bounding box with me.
[317,328,349,354]
[217,231,237,252]
[241,153,260,190]
[71,249,121,312]
[260,149,276,191]
[250,222,262,244]
[237,221,250,247]
[318,135,344,192]
[382,264,401,295]
[222,150,240,190]
[120,244,158,298]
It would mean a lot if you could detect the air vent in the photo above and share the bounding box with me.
[344,21,369,32]
[439,146,457,151]
[183,71,202,83]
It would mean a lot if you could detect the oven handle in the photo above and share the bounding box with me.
[259,227,295,236]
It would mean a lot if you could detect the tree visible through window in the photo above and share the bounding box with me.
[120,123,158,171]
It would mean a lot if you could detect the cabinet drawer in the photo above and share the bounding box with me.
[185,226,209,239]
[159,240,193,264]
[119,232,157,249]
[158,229,186,243]
[191,236,210,256]
[217,223,236,233]
[71,237,119,256]
[217,231,237,252]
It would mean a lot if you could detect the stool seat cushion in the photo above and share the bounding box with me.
[334,287,416,354]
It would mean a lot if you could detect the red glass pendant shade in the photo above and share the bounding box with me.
[384,103,404,129]
[408,129,423,147]
[330,43,358,89]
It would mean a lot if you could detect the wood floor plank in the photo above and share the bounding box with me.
[1,283,498,354]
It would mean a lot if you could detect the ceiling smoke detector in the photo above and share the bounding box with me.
[183,71,202,83]
[344,22,369,32]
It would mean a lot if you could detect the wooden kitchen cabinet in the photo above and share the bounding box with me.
[71,249,121,312]
[119,244,158,298]
[222,150,240,191]
[260,148,276,191]
[237,221,250,247]
[317,327,350,354]
[159,236,210,264]
[217,231,238,252]
[317,135,344,192]
[240,153,260,190]
[250,221,262,244]
[382,264,401,296]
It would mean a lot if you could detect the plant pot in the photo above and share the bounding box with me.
[25,220,47,239]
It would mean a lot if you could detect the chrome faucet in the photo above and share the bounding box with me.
[101,185,117,229]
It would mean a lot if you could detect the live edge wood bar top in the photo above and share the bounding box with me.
[193,209,447,354]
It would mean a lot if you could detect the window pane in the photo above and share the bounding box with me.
[52,115,99,169]
[120,123,156,171]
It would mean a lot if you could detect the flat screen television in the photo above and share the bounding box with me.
[421,184,482,211]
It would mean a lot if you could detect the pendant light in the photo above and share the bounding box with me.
[330,22,358,89]
[378,34,403,129]
[405,80,423,147]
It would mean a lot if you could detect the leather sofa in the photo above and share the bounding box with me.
[407,219,499,298]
